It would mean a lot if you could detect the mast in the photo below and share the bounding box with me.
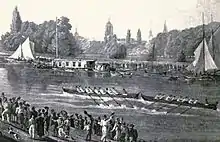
[21,43,23,59]
[211,14,215,60]
[55,17,59,58]
[202,12,205,73]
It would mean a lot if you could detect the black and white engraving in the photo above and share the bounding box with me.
[0,0,220,142]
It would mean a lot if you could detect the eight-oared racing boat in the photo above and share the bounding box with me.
[140,94,218,110]
[62,86,141,99]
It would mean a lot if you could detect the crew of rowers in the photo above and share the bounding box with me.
[154,93,199,104]
[75,86,128,96]
[0,92,140,142]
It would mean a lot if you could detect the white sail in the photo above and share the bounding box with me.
[187,38,217,73]
[22,37,34,60]
[208,27,220,69]
[204,39,218,71]
[8,44,23,59]
[8,37,35,60]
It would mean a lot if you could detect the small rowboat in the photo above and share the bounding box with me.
[140,94,218,110]
[62,87,140,99]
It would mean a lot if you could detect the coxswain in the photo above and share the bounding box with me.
[94,87,101,95]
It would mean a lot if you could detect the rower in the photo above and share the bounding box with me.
[94,87,101,95]
[170,95,176,101]
[99,87,106,95]
[106,88,115,95]
[193,99,198,104]
[76,86,82,93]
[154,94,161,100]
[111,87,119,95]
[88,87,94,93]
[159,94,166,100]
[177,96,183,102]
[85,87,91,94]
[165,95,172,101]
[188,98,194,104]
[182,97,189,103]
[78,86,85,93]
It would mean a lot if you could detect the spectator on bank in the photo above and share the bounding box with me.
[28,115,35,139]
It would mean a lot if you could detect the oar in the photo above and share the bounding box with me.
[112,88,134,108]
[145,101,157,109]
[180,106,192,114]
[155,104,167,111]
[83,88,100,106]
[166,104,181,114]
[105,91,122,106]
[90,88,109,106]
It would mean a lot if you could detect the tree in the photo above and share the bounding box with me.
[177,50,186,62]
[11,6,22,33]
[126,29,131,44]
[137,28,142,44]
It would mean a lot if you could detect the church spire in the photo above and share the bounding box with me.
[74,26,79,38]
[163,20,168,33]
[149,29,153,39]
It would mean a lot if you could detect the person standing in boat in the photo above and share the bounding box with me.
[99,114,114,142]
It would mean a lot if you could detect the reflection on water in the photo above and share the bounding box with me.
[1,64,220,140]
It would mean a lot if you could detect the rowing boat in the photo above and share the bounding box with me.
[62,87,140,99]
[62,86,218,110]
[140,94,218,110]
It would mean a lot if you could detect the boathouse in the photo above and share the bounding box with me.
[52,59,96,70]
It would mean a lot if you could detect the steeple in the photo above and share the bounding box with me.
[74,27,79,37]
[104,17,113,43]
[163,20,168,33]
[149,29,153,39]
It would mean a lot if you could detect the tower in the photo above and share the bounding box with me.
[104,18,113,43]
[149,29,153,41]
[74,27,79,38]
[163,20,168,33]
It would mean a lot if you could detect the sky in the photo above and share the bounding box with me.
[0,0,218,41]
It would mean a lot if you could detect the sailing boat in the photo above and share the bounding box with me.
[7,37,35,63]
[186,13,218,80]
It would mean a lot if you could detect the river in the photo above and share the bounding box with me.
[1,63,220,141]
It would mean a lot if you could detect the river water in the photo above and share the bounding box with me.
[1,63,220,141]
